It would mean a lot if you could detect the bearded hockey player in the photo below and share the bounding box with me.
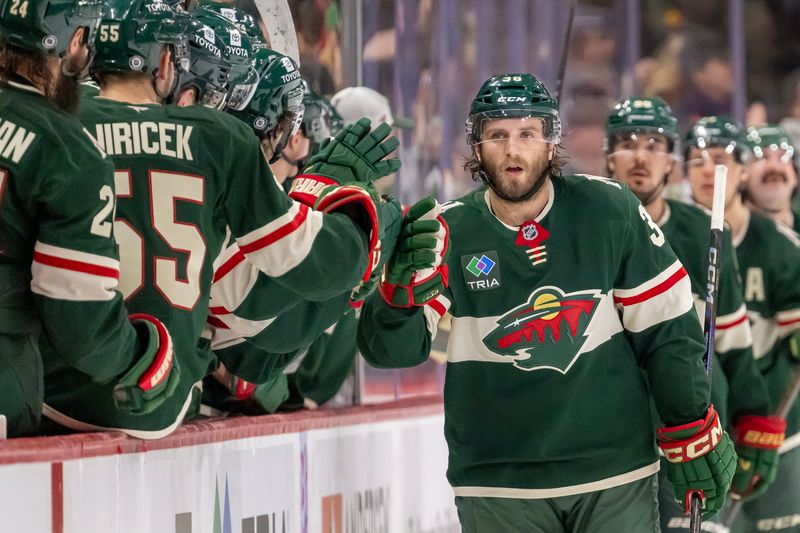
[41,0,399,438]
[685,117,800,532]
[605,98,773,531]
[0,0,178,437]
[744,125,800,234]
[357,73,736,531]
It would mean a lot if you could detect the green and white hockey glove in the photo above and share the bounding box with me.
[657,405,737,519]
[379,196,450,308]
[729,414,785,501]
[113,314,180,415]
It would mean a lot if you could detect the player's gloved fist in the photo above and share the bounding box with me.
[657,405,737,519]
[379,196,450,307]
[729,415,785,501]
[350,195,403,306]
[307,117,399,182]
[113,314,180,415]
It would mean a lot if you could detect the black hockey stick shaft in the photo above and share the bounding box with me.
[555,0,577,107]
[689,165,728,533]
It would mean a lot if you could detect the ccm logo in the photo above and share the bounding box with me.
[663,424,723,463]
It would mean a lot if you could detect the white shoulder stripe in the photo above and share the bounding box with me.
[614,260,683,301]
[34,241,119,270]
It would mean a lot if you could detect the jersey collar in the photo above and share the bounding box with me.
[732,209,750,247]
[4,79,44,96]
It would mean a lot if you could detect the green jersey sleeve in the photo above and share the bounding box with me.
[612,191,710,426]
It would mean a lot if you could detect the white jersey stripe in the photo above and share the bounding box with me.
[32,241,120,302]
[693,301,752,353]
[34,241,120,271]
[616,272,694,333]
[235,204,323,277]
[453,461,659,499]
[423,294,451,338]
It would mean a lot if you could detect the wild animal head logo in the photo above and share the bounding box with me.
[482,286,601,372]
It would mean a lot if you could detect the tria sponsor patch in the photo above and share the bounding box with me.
[461,251,501,291]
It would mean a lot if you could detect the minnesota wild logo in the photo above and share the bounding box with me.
[482,286,601,372]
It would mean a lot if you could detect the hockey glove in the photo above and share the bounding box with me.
[113,314,180,415]
[301,117,399,184]
[350,195,403,306]
[657,405,737,519]
[379,196,450,307]
[729,415,785,501]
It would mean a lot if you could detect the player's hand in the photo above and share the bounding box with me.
[301,117,400,184]
[379,196,449,307]
[113,314,180,415]
[729,415,785,501]
[657,405,737,519]
[350,195,403,306]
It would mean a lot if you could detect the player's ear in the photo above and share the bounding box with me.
[158,47,172,81]
[607,156,616,174]
[68,26,85,56]
[175,87,196,107]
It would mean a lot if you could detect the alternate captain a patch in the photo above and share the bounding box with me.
[461,251,501,291]
[483,286,601,372]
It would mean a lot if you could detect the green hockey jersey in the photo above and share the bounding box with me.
[658,199,770,427]
[735,211,800,450]
[359,175,711,497]
[42,96,369,438]
[0,81,147,435]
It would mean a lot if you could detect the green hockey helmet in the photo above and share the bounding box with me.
[195,0,265,48]
[466,73,561,146]
[0,0,106,56]
[176,13,230,109]
[91,0,190,98]
[605,96,679,156]
[300,79,333,146]
[746,125,796,163]
[684,115,750,164]
[191,10,257,111]
[227,48,303,162]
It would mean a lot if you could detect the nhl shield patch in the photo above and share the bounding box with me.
[461,251,501,291]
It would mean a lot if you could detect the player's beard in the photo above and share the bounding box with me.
[51,70,80,113]
[483,154,551,203]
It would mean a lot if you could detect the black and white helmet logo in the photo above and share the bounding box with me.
[254,117,267,130]
[281,57,295,72]
[229,29,241,46]
[129,56,145,71]
[42,35,57,49]
[220,8,235,20]
[203,26,215,42]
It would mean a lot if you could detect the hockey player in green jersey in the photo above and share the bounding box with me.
[605,98,774,531]
[41,0,399,439]
[744,125,800,234]
[686,117,800,532]
[357,73,737,531]
[0,0,180,436]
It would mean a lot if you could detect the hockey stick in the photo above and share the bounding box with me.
[688,164,728,533]
[555,0,577,107]
[722,345,800,527]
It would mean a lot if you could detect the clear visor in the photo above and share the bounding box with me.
[686,147,739,168]
[470,116,559,148]
[200,88,228,110]
[608,132,677,160]
[74,0,105,19]
[753,144,795,163]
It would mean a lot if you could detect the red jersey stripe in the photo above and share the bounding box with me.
[614,267,688,307]
[238,203,310,255]
[33,251,119,279]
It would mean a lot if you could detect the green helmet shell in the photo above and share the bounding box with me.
[466,73,561,145]
[91,0,190,79]
[227,48,303,162]
[746,124,796,161]
[0,0,106,56]
[177,14,230,109]
[684,115,750,163]
[195,0,265,48]
[191,10,257,110]
[605,96,679,154]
